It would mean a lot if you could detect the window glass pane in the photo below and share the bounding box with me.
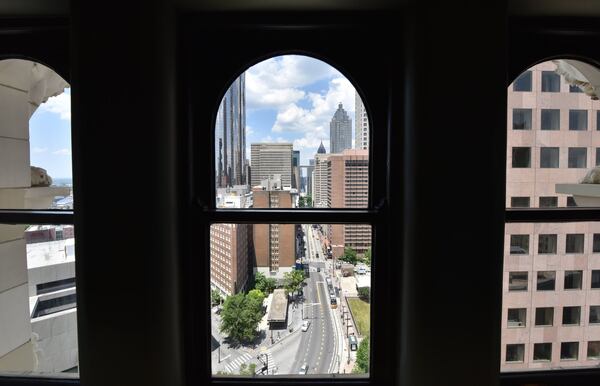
[214,55,369,210]
[588,342,600,359]
[569,110,588,131]
[513,71,532,92]
[539,197,558,208]
[564,271,582,290]
[510,235,529,254]
[535,307,554,326]
[512,147,531,168]
[592,270,600,289]
[0,224,78,376]
[211,223,371,376]
[511,197,530,208]
[538,234,557,254]
[540,147,559,168]
[537,271,556,291]
[594,235,600,253]
[560,342,579,360]
[566,234,584,253]
[589,306,600,324]
[533,343,552,361]
[508,272,528,291]
[596,148,600,166]
[568,147,587,168]
[562,306,581,325]
[507,60,600,209]
[597,111,600,130]
[513,109,532,130]
[0,59,72,211]
[506,344,525,362]
[541,71,561,92]
[507,308,526,327]
[541,109,560,131]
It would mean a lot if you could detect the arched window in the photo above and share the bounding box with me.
[503,59,600,371]
[209,55,372,377]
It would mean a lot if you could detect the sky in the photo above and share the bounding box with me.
[244,55,358,166]
[29,88,72,179]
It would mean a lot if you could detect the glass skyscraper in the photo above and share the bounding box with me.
[215,73,246,188]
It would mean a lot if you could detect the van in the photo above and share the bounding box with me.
[356,265,367,275]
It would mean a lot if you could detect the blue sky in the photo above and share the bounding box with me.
[29,88,72,179]
[244,55,358,166]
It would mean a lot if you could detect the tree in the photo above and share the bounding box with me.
[247,289,265,313]
[298,196,306,208]
[283,270,305,296]
[357,287,370,302]
[339,247,358,265]
[305,195,312,207]
[239,363,257,375]
[220,293,264,343]
[352,336,370,374]
[254,272,276,294]
[363,248,371,266]
[211,289,223,306]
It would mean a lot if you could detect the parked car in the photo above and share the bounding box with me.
[299,364,308,374]
[302,320,310,332]
[349,335,358,351]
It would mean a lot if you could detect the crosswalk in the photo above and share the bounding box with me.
[255,349,277,375]
[223,352,253,374]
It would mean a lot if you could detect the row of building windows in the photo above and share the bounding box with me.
[508,270,600,291]
[510,196,576,208]
[506,342,600,363]
[513,70,585,93]
[512,108,597,131]
[507,306,600,327]
[509,233,600,254]
[511,146,597,168]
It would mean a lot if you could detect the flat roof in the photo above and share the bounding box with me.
[267,289,288,322]
[27,238,75,269]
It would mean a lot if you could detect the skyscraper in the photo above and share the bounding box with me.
[355,91,369,150]
[250,143,293,188]
[292,150,300,189]
[215,73,246,188]
[329,102,352,154]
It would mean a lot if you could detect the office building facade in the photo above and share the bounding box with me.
[355,91,369,150]
[330,103,352,154]
[250,143,293,188]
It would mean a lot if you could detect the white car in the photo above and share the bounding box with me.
[299,364,308,374]
[301,320,310,332]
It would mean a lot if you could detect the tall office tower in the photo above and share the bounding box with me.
[355,91,369,150]
[250,143,293,188]
[215,73,246,188]
[252,187,295,279]
[330,102,352,154]
[292,150,300,189]
[305,159,315,196]
[313,152,330,209]
[502,61,600,371]
[327,149,371,257]
[209,223,251,296]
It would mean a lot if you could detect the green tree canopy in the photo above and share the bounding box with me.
[239,363,257,376]
[254,272,276,294]
[283,269,305,296]
[339,247,358,265]
[352,336,370,374]
[363,248,371,266]
[211,289,223,306]
[219,292,264,343]
[357,287,370,302]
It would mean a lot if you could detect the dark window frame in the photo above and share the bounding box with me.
[182,14,393,386]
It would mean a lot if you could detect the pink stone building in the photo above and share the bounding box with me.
[503,61,600,370]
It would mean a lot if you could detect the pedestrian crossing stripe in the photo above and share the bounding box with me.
[223,352,253,374]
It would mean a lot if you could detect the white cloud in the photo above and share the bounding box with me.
[32,147,48,154]
[246,125,254,135]
[245,55,339,110]
[52,148,71,156]
[40,93,71,120]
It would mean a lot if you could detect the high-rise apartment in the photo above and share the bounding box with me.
[250,143,293,188]
[252,187,296,279]
[215,73,246,188]
[503,61,600,370]
[355,91,369,150]
[209,223,251,296]
[330,102,352,154]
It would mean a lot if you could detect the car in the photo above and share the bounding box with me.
[317,267,321,272]
[301,320,310,331]
[299,364,308,374]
